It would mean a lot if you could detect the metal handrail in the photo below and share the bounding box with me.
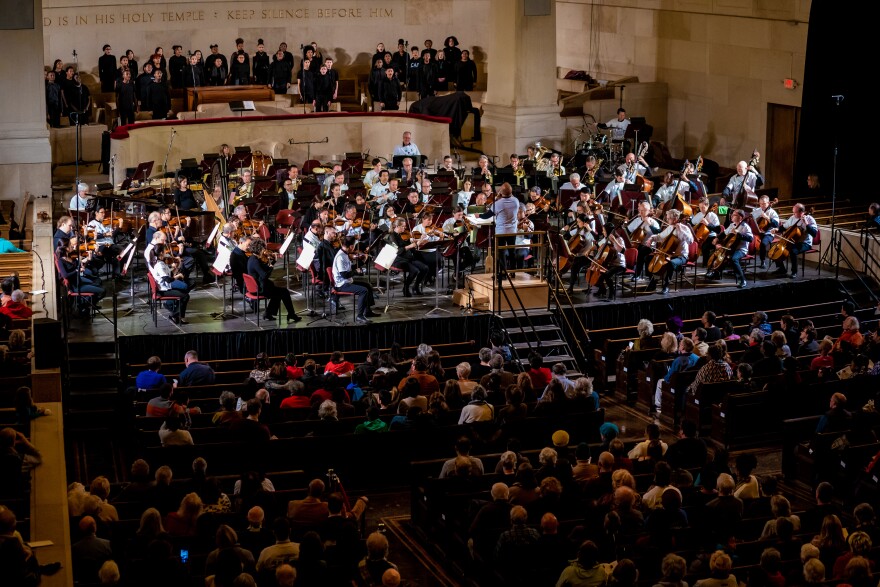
[543,250,592,372]
[833,229,880,305]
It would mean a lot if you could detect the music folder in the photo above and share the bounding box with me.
[229,101,256,112]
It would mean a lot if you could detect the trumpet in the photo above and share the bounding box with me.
[553,165,565,177]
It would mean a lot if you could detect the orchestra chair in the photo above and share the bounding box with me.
[275,210,298,240]
[241,273,271,327]
[745,235,759,280]
[673,241,700,292]
[146,272,181,327]
[802,230,821,277]
[53,255,96,325]
[326,267,359,323]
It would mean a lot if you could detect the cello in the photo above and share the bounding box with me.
[767,208,813,261]
[646,230,682,275]
[755,198,779,233]
[705,229,739,272]
[692,202,719,246]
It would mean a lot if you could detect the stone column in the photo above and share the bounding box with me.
[480,0,565,161]
[0,0,55,318]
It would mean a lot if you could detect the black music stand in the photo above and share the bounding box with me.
[132,161,154,184]
[392,155,427,168]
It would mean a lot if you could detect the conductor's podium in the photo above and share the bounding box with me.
[464,272,549,312]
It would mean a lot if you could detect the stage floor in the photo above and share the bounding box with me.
[68,260,831,343]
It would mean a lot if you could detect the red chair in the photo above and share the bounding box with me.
[623,247,639,297]
[241,273,270,326]
[54,256,96,322]
[326,267,358,322]
[146,272,182,326]
[675,241,700,291]
[275,210,298,239]
[803,229,821,276]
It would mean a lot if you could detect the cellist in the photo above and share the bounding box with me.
[591,232,627,301]
[691,197,722,266]
[706,208,753,288]
[771,203,817,279]
[628,201,661,280]
[645,209,694,295]
[566,213,598,294]
[751,195,780,270]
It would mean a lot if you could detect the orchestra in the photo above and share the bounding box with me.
[69,115,836,330]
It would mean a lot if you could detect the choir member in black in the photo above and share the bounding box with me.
[168,46,186,89]
[304,43,322,63]
[65,74,92,125]
[230,38,249,71]
[443,36,462,64]
[386,217,429,297]
[277,42,294,69]
[391,40,409,81]
[253,40,271,85]
[59,66,76,108]
[125,50,138,77]
[55,237,105,302]
[314,65,334,112]
[136,63,154,108]
[207,56,227,86]
[174,177,199,210]
[407,47,421,92]
[332,236,377,323]
[45,72,62,128]
[368,59,385,109]
[434,50,451,91]
[116,55,132,85]
[421,39,437,60]
[376,68,402,111]
[417,52,437,99]
[51,59,64,79]
[115,69,137,126]
[148,70,171,120]
[455,50,478,91]
[98,44,117,92]
[184,55,205,88]
[207,44,227,73]
[297,59,315,106]
[303,47,319,70]
[269,51,292,95]
[247,239,300,323]
[229,53,250,85]
[149,53,165,80]
[372,43,391,67]
[153,47,167,72]
[324,58,339,100]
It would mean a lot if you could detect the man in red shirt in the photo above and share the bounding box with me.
[324,351,355,376]
[397,356,439,395]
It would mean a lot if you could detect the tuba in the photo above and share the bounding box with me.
[534,142,551,171]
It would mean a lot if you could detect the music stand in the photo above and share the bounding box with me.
[392,155,426,169]
[132,161,154,183]
[424,239,453,316]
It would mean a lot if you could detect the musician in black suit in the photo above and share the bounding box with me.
[173,177,199,210]
[247,239,299,323]
[230,234,251,293]
[278,179,298,212]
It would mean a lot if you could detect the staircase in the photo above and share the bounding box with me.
[64,339,125,483]
[495,310,584,379]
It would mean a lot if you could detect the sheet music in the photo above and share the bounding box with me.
[466,214,494,226]
[122,237,138,275]
[296,242,316,271]
[207,223,220,244]
[278,230,296,256]
[374,243,399,270]
[212,244,232,273]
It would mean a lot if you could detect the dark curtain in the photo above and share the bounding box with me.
[118,314,493,366]
[795,0,864,202]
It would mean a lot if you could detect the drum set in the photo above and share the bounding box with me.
[572,126,624,173]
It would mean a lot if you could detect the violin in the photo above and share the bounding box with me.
[533,196,552,213]
[259,249,277,265]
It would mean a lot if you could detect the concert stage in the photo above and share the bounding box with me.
[68,262,847,368]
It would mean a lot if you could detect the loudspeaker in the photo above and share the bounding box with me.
[33,318,63,370]
[524,0,551,16]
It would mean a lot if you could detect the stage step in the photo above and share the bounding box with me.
[68,353,117,373]
[518,354,576,365]
[511,339,568,350]
[505,325,561,335]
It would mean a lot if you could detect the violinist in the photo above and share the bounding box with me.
[706,208,752,288]
[418,177,433,202]
[161,207,212,284]
[376,206,398,234]
[247,238,300,323]
[456,178,475,209]
[218,223,237,252]
[386,217,430,297]
[369,169,394,215]
[54,215,75,249]
[591,232,627,301]
[303,219,323,250]
[412,212,442,285]
[147,242,191,324]
[325,170,349,200]
[338,203,366,246]
[628,201,661,279]
[566,213,598,294]
[299,197,326,229]
[144,215,165,260]
[332,236,377,323]
[597,169,626,207]
[751,195,780,269]
[316,225,340,297]
[618,151,649,185]
[771,203,817,279]
[55,237,105,303]
[514,203,536,270]
[397,189,423,217]
[645,209,694,295]
[86,207,123,276]
[173,177,199,210]
[567,189,592,221]
[230,234,251,295]
[691,197,722,266]
[326,183,346,215]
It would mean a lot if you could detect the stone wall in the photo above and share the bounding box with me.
[556,0,810,165]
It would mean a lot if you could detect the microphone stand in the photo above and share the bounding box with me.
[72,49,83,184]
[162,128,176,177]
